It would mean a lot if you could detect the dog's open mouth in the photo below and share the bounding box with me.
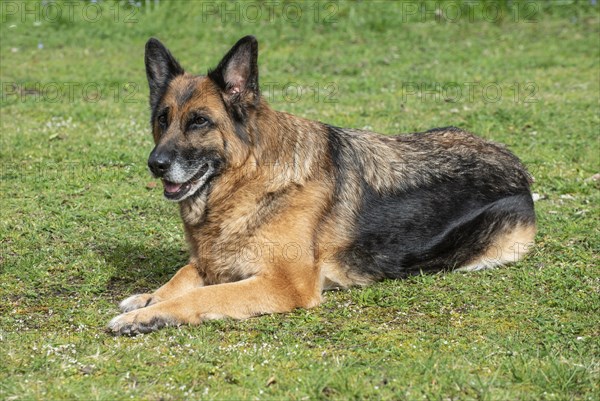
[162,163,211,201]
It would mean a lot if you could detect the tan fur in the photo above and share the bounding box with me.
[457,223,537,272]
[117,264,204,312]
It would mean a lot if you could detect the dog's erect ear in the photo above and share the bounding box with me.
[208,36,259,108]
[145,38,184,108]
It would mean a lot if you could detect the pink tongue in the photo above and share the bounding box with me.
[163,180,183,193]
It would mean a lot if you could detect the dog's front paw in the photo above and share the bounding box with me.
[107,309,177,336]
[119,293,161,312]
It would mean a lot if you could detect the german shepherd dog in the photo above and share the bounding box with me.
[108,36,536,335]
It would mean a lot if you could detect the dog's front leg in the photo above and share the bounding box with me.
[118,264,204,312]
[107,273,321,335]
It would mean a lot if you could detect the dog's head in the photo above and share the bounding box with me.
[145,36,259,201]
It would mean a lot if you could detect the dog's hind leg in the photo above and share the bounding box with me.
[118,264,204,312]
[455,194,536,272]
[456,223,536,271]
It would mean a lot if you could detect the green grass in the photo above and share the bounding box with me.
[1,1,599,400]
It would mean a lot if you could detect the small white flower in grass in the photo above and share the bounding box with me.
[532,193,545,202]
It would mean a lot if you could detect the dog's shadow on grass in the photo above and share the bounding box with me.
[100,242,188,297]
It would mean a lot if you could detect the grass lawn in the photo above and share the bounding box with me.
[1,1,599,400]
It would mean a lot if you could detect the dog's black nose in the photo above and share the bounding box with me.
[148,149,174,177]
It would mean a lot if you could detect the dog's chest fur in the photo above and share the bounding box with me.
[180,171,330,286]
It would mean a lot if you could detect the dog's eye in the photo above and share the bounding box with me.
[190,116,209,129]
[158,114,168,128]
